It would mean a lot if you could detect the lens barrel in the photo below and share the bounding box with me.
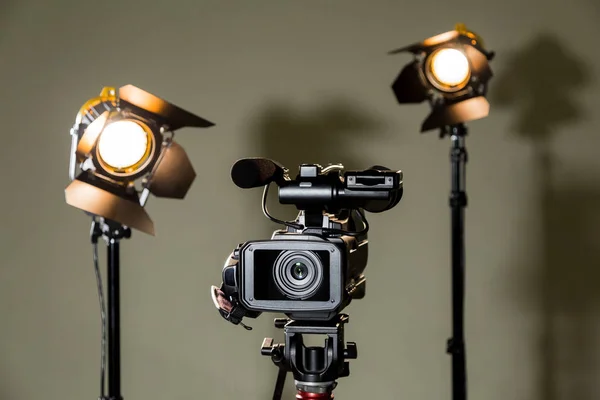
[273,251,323,300]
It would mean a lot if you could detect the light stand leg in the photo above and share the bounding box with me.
[447,124,468,400]
[91,220,131,400]
[107,238,122,400]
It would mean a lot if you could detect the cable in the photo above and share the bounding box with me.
[323,208,369,237]
[92,241,107,398]
[261,183,304,230]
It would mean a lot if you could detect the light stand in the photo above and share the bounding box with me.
[91,219,131,400]
[261,314,357,400]
[388,23,494,400]
[443,123,468,400]
[66,85,215,400]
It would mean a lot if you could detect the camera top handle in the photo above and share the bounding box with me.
[279,163,403,215]
[230,158,403,217]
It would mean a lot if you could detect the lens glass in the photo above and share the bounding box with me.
[292,262,308,280]
[273,251,324,300]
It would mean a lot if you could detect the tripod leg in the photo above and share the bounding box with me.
[272,367,287,400]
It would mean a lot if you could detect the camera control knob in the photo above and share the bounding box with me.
[344,342,358,359]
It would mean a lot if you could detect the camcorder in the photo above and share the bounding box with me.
[211,158,403,327]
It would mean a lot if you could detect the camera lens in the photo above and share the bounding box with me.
[292,262,308,280]
[273,251,323,300]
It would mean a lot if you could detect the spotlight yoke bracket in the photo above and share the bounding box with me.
[66,84,215,235]
[389,25,495,133]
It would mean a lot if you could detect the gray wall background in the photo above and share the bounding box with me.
[1,1,599,399]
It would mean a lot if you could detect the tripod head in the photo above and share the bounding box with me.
[261,314,356,399]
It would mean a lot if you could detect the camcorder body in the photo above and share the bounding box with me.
[220,211,368,321]
[211,159,403,327]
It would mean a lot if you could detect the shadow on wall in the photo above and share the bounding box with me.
[491,33,599,400]
[585,0,600,15]
[0,0,13,45]
[0,8,16,396]
[245,97,389,234]
[239,98,388,399]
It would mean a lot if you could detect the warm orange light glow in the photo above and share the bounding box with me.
[74,87,118,126]
[96,120,152,172]
[428,48,471,90]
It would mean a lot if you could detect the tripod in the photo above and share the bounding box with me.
[440,123,468,400]
[261,314,357,400]
[91,218,131,400]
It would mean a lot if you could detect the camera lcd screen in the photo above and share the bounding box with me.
[252,249,331,301]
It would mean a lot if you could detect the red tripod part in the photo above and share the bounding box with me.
[296,390,334,400]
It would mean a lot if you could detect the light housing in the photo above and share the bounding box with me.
[389,23,495,132]
[66,85,214,235]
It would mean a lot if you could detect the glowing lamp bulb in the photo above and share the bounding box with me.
[97,120,149,170]
[429,48,470,87]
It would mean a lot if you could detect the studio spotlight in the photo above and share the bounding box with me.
[65,85,214,400]
[66,84,214,235]
[389,23,494,132]
[389,24,495,400]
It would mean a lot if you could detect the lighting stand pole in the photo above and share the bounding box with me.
[443,123,468,400]
[91,219,131,400]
